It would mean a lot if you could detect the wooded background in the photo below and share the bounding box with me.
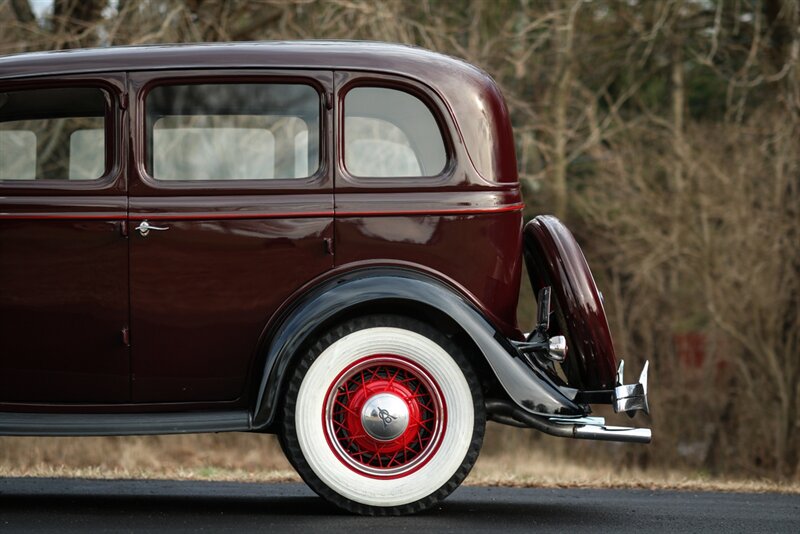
[1,0,798,481]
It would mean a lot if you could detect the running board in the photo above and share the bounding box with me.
[486,399,651,444]
[0,411,251,436]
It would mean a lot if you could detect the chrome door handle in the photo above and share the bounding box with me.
[134,220,169,237]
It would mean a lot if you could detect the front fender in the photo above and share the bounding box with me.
[251,267,582,429]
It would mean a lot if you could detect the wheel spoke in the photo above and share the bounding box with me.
[324,357,443,476]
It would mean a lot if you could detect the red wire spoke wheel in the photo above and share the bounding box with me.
[323,356,446,478]
[281,315,484,515]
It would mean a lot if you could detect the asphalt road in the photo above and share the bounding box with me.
[0,478,797,533]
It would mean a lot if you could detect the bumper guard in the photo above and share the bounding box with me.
[613,360,649,416]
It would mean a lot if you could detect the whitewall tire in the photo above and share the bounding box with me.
[281,315,485,515]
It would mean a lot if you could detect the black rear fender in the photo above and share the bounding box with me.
[251,267,582,429]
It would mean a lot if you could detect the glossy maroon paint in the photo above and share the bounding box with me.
[333,67,522,336]
[0,42,523,411]
[0,73,129,404]
[523,216,617,390]
[0,218,130,403]
[125,69,334,403]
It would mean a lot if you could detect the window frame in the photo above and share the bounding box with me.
[0,75,123,193]
[131,71,330,195]
[336,74,456,188]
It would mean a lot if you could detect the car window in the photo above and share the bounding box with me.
[145,83,319,181]
[344,87,446,178]
[69,128,105,180]
[0,87,108,181]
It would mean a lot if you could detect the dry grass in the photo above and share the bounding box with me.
[0,433,296,481]
[469,454,800,494]
[1,425,798,494]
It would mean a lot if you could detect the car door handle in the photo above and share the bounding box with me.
[134,220,169,237]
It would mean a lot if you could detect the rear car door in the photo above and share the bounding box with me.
[127,71,333,403]
[0,76,129,403]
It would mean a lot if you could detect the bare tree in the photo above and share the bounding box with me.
[0,0,798,479]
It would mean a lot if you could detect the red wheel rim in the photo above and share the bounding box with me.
[322,355,446,479]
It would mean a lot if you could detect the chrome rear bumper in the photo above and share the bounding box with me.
[486,358,652,444]
[551,416,652,443]
[486,400,652,444]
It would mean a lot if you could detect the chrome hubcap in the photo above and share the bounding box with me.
[360,393,409,441]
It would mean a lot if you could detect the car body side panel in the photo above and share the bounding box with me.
[0,73,130,404]
[127,209,334,403]
[332,69,524,338]
[0,46,533,421]
[0,214,130,403]
[334,210,523,337]
[126,70,335,403]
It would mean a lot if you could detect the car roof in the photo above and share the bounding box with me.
[0,41,518,183]
[0,41,481,82]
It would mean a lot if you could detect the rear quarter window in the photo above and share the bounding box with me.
[344,87,447,178]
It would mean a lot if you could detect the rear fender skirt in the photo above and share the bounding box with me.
[523,216,618,390]
[251,267,583,429]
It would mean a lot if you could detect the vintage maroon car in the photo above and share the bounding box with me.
[0,42,649,515]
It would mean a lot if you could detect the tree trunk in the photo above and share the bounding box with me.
[52,0,107,48]
[467,0,483,61]
[551,2,579,219]
[671,43,685,193]
[10,0,35,24]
